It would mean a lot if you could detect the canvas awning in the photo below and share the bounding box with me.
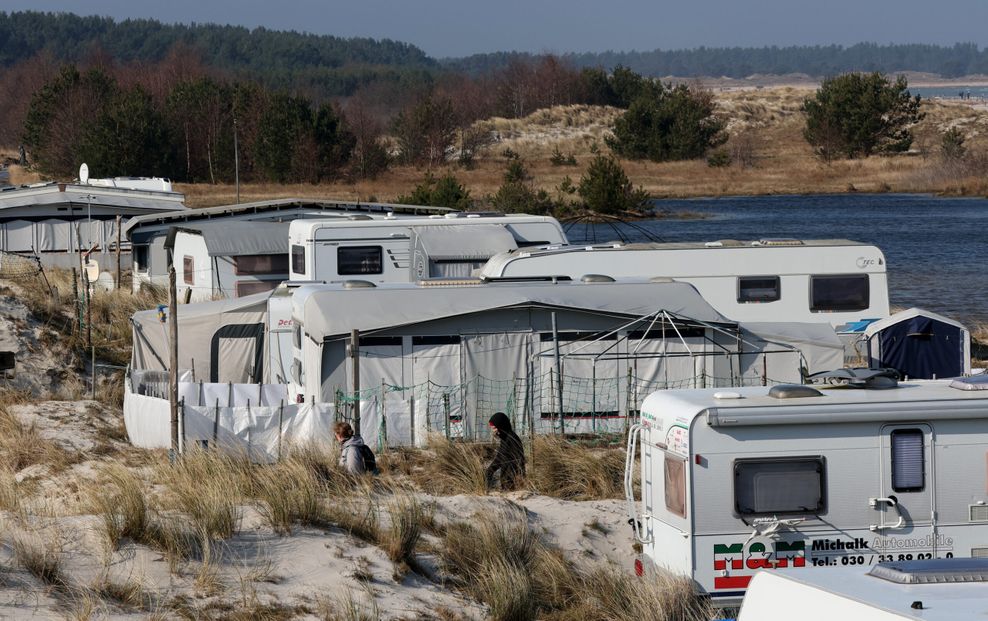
[296,280,736,342]
[413,224,518,260]
[165,221,289,257]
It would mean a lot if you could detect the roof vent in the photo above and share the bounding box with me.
[342,280,376,289]
[444,213,461,219]
[753,238,804,247]
[346,214,373,221]
[649,277,675,283]
[950,375,988,391]
[868,558,988,584]
[806,368,899,389]
[581,274,615,283]
[768,384,823,399]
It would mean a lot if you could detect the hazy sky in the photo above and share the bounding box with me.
[5,0,988,58]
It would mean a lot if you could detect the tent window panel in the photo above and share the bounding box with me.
[338,246,382,275]
[665,455,687,518]
[134,245,149,273]
[738,276,780,303]
[734,457,826,516]
[234,254,289,275]
[429,259,486,278]
[291,245,306,275]
[183,256,194,285]
[235,280,280,297]
[891,429,925,492]
[810,275,870,312]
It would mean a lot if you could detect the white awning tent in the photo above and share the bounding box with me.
[412,224,518,260]
[131,292,271,384]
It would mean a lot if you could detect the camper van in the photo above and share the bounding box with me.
[288,213,567,282]
[479,239,890,327]
[625,377,988,607]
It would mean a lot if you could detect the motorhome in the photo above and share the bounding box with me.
[288,213,567,282]
[478,239,890,327]
[625,376,988,607]
[739,558,988,620]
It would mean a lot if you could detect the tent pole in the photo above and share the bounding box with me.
[552,312,564,436]
[168,267,179,461]
[351,329,360,436]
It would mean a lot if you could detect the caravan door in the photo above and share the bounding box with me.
[875,423,938,557]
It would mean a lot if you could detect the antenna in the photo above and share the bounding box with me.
[79,163,89,185]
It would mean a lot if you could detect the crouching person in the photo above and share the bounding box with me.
[485,412,526,490]
[334,421,378,475]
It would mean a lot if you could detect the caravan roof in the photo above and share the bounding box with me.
[642,379,988,433]
[293,278,734,341]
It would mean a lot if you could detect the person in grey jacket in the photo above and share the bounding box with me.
[334,421,373,475]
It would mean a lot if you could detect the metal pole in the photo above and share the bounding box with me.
[84,270,91,350]
[234,118,240,205]
[551,312,565,436]
[91,346,96,400]
[350,329,360,436]
[168,267,179,460]
[115,214,122,291]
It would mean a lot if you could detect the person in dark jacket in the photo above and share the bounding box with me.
[486,412,526,490]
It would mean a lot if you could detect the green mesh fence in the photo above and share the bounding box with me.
[330,368,793,443]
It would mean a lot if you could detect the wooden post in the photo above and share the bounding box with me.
[84,269,91,350]
[551,312,565,436]
[168,267,179,460]
[350,329,360,436]
[115,214,122,291]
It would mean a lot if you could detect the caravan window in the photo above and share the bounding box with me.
[291,245,306,275]
[734,457,826,516]
[133,245,149,273]
[183,256,194,285]
[738,276,780,303]
[665,455,687,518]
[810,275,869,312]
[891,429,925,492]
[338,246,383,275]
[235,280,280,297]
[235,254,289,276]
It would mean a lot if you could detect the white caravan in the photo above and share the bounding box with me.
[289,213,567,282]
[479,239,890,327]
[625,376,988,607]
[739,558,988,620]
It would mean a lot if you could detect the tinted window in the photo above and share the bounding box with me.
[891,429,925,492]
[738,276,780,303]
[735,457,825,516]
[183,256,194,285]
[810,275,869,312]
[338,246,383,275]
[291,245,306,275]
[665,455,687,518]
[235,254,289,276]
[235,280,280,297]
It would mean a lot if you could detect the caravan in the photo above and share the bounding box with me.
[479,239,890,327]
[289,213,567,282]
[625,377,988,607]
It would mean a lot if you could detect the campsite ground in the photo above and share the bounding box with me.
[0,281,706,620]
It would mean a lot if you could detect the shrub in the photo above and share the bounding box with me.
[706,150,731,168]
[577,155,650,214]
[803,72,923,159]
[941,127,966,161]
[397,172,472,210]
[550,147,577,166]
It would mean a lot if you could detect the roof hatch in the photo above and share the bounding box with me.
[868,558,988,584]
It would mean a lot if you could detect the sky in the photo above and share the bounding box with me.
[4,0,988,58]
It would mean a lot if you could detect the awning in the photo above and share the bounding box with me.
[165,221,290,256]
[413,224,518,260]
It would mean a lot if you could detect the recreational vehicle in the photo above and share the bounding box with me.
[125,198,453,293]
[739,558,988,620]
[478,239,890,327]
[288,213,567,282]
[625,377,988,607]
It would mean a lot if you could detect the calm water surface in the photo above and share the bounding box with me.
[564,194,988,324]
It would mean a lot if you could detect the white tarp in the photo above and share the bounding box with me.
[741,322,845,379]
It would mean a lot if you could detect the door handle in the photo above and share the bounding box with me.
[869,496,905,531]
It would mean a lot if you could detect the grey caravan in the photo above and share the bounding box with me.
[288,214,567,282]
[625,377,988,607]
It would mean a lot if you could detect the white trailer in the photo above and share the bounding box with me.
[479,239,890,327]
[289,213,567,282]
[624,376,988,607]
[738,558,988,620]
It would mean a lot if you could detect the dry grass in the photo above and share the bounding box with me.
[252,457,327,535]
[557,566,713,621]
[174,91,988,210]
[382,492,423,570]
[10,527,66,588]
[528,436,625,500]
[0,404,74,473]
[155,448,247,541]
[88,464,150,549]
[415,435,489,495]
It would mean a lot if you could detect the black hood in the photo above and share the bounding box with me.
[489,412,513,434]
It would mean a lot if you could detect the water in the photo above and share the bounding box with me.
[563,194,988,324]
[908,85,988,101]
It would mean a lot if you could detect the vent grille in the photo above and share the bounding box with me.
[971,505,988,522]
[971,547,988,558]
